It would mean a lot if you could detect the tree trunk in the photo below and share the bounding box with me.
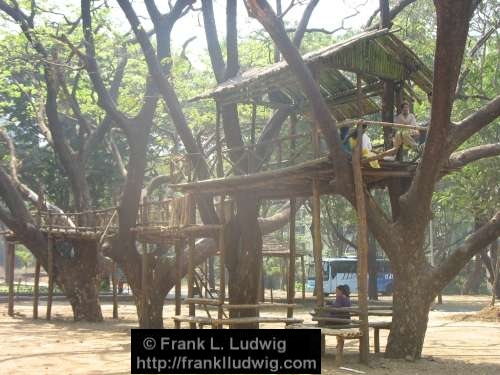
[135,287,167,329]
[56,239,103,321]
[385,268,432,359]
[226,194,262,328]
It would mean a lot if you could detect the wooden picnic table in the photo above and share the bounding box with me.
[315,306,393,317]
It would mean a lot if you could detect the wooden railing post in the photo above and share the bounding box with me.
[46,234,54,320]
[112,261,118,319]
[312,178,323,308]
[7,241,15,316]
[287,199,296,318]
[174,240,182,329]
[218,194,226,326]
[33,260,41,319]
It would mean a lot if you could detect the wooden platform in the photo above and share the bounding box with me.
[171,157,455,198]
[132,224,223,244]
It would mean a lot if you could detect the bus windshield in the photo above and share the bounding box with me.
[307,263,329,280]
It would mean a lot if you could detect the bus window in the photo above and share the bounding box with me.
[323,262,329,280]
[307,263,329,281]
[333,260,357,274]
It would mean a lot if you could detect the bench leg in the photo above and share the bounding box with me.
[335,336,344,367]
[374,328,380,353]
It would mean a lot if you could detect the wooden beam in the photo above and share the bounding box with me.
[7,241,15,317]
[354,75,370,364]
[33,260,40,319]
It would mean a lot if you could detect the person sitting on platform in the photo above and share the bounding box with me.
[343,124,381,168]
[326,284,352,321]
[393,101,422,153]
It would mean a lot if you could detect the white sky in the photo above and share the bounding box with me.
[129,0,380,60]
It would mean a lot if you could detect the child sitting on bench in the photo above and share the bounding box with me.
[326,284,352,322]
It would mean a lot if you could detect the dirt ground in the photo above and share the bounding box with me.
[1,295,499,375]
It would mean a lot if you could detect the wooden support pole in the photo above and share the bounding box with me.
[174,241,182,329]
[312,177,323,308]
[141,245,149,316]
[187,197,196,328]
[7,241,15,317]
[301,255,306,300]
[33,260,41,319]
[287,198,296,318]
[354,75,370,364]
[46,235,54,320]
[381,80,395,149]
[188,237,196,328]
[250,101,257,173]
[112,262,118,319]
[218,194,226,324]
[259,260,265,302]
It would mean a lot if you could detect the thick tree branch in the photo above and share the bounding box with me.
[201,0,226,82]
[117,0,216,225]
[200,0,244,167]
[365,0,417,29]
[106,130,127,179]
[430,211,500,293]
[81,51,128,163]
[0,165,33,226]
[446,143,500,169]
[0,128,73,219]
[244,0,351,186]
[292,0,319,47]
[449,95,500,151]
[404,0,473,228]
[81,0,130,132]
[225,0,239,80]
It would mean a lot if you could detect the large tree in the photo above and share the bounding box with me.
[0,0,303,327]
[115,0,322,326]
[244,0,500,359]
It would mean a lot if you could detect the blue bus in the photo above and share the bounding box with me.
[306,257,393,295]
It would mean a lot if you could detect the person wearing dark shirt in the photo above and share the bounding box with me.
[326,284,351,321]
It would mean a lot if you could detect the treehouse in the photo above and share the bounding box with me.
[179,28,437,197]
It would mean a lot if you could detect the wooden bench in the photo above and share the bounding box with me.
[210,316,303,328]
[287,323,363,366]
[312,312,391,353]
[369,321,391,353]
[176,301,301,329]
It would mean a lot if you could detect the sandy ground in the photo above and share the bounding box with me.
[0,295,499,375]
